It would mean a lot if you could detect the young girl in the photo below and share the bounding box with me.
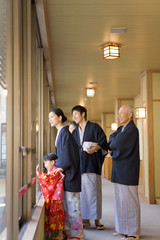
[36,153,65,240]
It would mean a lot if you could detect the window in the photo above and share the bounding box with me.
[0,0,7,236]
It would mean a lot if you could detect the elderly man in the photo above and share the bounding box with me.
[108,105,140,240]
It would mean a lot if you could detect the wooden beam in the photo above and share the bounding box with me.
[35,0,56,106]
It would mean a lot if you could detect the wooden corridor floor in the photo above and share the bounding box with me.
[76,178,160,240]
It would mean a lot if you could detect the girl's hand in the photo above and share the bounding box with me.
[36,164,40,175]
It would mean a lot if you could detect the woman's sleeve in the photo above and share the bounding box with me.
[56,132,77,170]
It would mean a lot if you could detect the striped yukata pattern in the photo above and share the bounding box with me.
[114,183,140,235]
[80,173,102,219]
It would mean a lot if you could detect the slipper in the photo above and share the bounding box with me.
[121,235,140,240]
[68,237,85,240]
[63,231,71,239]
[95,224,104,230]
[83,224,91,228]
[83,221,91,228]
[113,232,127,236]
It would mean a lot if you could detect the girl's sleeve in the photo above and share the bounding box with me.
[38,172,64,199]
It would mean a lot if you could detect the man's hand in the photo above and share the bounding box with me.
[85,145,101,154]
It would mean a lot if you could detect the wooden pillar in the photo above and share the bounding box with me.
[101,112,106,177]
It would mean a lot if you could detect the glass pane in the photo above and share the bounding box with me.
[0,0,7,237]
[0,88,7,235]
[36,42,41,202]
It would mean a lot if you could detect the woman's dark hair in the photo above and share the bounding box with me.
[49,108,67,123]
[71,105,87,120]
[43,153,58,161]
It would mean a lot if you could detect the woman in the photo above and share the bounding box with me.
[49,108,85,240]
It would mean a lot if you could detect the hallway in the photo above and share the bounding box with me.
[81,178,160,240]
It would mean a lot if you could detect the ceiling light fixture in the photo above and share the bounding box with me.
[86,88,95,97]
[103,42,120,60]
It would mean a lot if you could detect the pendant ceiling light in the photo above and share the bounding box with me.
[103,43,120,59]
[86,88,95,97]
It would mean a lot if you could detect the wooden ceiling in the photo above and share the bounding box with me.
[37,0,160,122]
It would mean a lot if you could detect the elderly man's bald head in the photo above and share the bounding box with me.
[121,105,134,118]
[118,105,134,126]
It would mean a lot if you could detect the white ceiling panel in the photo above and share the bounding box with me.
[45,0,160,121]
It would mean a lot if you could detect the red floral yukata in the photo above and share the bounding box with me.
[38,167,65,232]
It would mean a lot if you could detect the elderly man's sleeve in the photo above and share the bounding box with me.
[109,127,138,160]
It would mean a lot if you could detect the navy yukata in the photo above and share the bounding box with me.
[108,120,140,186]
[72,121,108,175]
[55,125,83,230]
[72,121,108,220]
[55,125,81,192]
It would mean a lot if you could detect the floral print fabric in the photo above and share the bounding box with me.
[63,191,83,230]
[38,167,65,231]
[45,200,64,232]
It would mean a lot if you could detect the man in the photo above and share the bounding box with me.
[108,105,140,240]
[71,105,108,230]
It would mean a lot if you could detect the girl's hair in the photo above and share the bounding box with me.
[71,105,87,120]
[69,121,78,128]
[49,108,67,123]
[43,153,58,161]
